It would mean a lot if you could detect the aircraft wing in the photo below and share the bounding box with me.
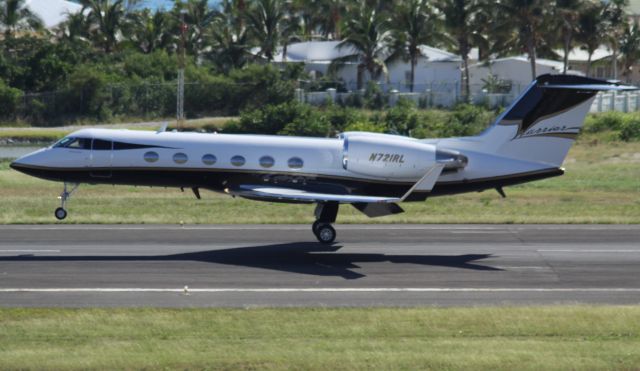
[229,185,402,204]
[230,164,445,204]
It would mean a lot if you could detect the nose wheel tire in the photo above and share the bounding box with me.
[54,207,67,220]
[313,223,336,244]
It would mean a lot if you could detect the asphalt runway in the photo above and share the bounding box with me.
[0,224,639,307]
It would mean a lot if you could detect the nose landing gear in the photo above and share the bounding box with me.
[313,202,339,244]
[55,182,79,221]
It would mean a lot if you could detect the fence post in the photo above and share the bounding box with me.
[624,93,630,113]
[326,88,336,104]
[610,92,616,111]
[389,89,399,107]
[295,88,304,103]
[597,93,603,113]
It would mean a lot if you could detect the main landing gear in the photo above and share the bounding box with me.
[312,202,339,244]
[54,182,79,220]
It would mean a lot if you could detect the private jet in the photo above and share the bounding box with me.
[10,74,634,243]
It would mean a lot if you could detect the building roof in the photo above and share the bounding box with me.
[265,41,461,64]
[417,45,461,62]
[26,0,82,29]
[470,56,564,70]
[554,47,613,62]
[628,0,640,15]
[272,41,357,63]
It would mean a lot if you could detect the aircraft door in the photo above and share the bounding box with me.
[90,138,113,178]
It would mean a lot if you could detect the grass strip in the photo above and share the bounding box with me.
[1,306,639,369]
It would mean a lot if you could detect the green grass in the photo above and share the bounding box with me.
[1,306,639,369]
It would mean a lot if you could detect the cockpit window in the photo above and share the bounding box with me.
[53,137,91,150]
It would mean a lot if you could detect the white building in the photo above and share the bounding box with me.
[468,56,584,96]
[266,41,462,94]
[27,0,82,29]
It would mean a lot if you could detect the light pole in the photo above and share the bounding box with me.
[177,9,188,131]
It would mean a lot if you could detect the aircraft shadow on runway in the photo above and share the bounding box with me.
[0,242,502,279]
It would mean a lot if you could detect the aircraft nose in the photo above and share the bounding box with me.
[10,148,48,173]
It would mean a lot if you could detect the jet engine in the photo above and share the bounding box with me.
[341,134,437,179]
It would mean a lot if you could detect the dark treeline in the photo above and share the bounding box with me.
[0,0,636,125]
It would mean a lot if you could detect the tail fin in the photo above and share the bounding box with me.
[478,74,635,167]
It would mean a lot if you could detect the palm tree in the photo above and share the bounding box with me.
[126,9,172,54]
[331,1,392,90]
[246,0,287,61]
[172,0,217,58]
[603,0,628,80]
[80,0,127,53]
[576,1,607,76]
[56,11,90,43]
[494,0,553,80]
[390,0,442,92]
[209,0,253,72]
[0,0,43,41]
[440,0,484,101]
[315,0,347,40]
[620,22,640,83]
[556,0,584,74]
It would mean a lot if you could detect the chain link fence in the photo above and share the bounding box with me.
[6,81,640,126]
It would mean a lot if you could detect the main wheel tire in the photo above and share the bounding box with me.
[312,220,322,235]
[315,223,336,244]
[54,207,67,220]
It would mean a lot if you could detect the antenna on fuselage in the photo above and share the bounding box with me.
[157,122,169,134]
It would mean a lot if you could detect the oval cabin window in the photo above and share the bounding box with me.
[202,154,217,166]
[231,155,245,167]
[259,156,275,168]
[288,157,304,169]
[173,153,188,164]
[144,151,159,163]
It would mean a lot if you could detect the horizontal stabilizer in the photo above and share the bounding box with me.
[543,84,638,91]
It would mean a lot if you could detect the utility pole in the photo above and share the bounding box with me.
[177,10,187,131]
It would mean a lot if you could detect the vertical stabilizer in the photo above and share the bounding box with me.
[477,74,635,167]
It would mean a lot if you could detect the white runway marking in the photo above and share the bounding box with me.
[1,225,639,231]
[0,250,60,253]
[538,249,640,253]
[1,288,640,293]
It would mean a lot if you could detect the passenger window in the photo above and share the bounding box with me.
[288,157,304,169]
[231,155,245,167]
[92,139,112,150]
[259,156,275,168]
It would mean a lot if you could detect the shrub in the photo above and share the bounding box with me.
[385,99,420,136]
[0,79,22,119]
[619,120,640,141]
[323,107,367,132]
[364,81,386,109]
[227,65,295,114]
[343,120,386,133]
[227,101,326,136]
[584,112,626,133]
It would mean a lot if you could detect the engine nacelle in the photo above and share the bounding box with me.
[342,134,436,179]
